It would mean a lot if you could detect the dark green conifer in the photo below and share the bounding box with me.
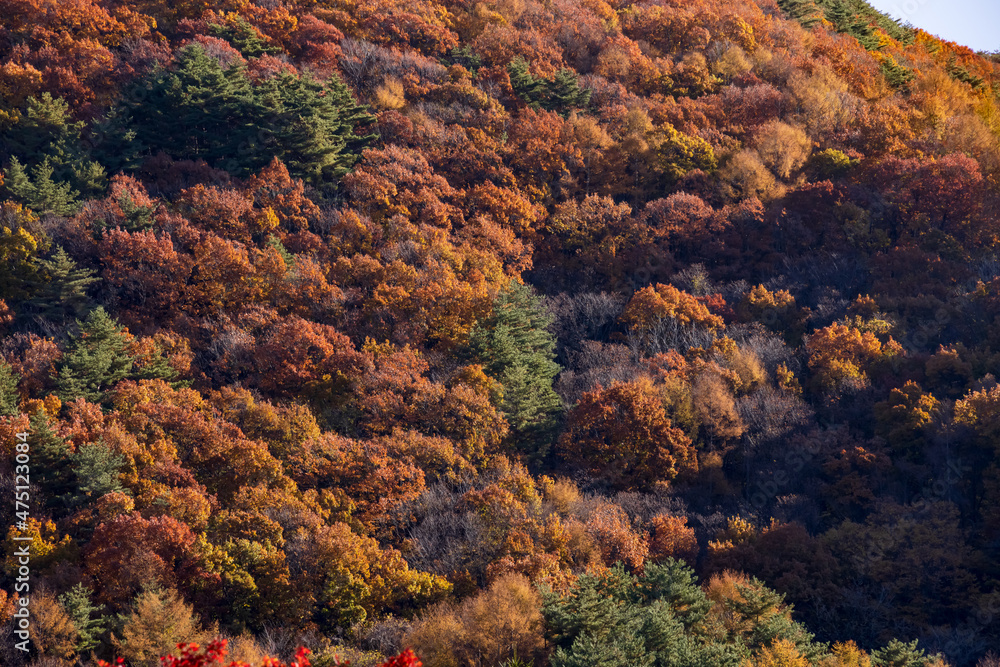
[106,45,258,171]
[508,57,547,109]
[726,578,822,659]
[543,567,656,667]
[324,73,378,156]
[257,72,356,184]
[208,16,282,58]
[27,247,100,325]
[508,58,591,114]
[71,442,126,502]
[546,68,592,113]
[56,307,134,403]
[872,639,934,667]
[824,1,854,32]
[776,0,823,26]
[103,46,375,188]
[469,281,562,458]
[0,93,106,197]
[3,157,80,216]
[636,560,713,629]
[450,45,482,72]
[543,562,765,667]
[29,412,75,511]
[2,158,35,207]
[58,583,108,654]
[639,600,691,667]
[132,342,181,385]
[0,360,19,417]
[117,190,156,231]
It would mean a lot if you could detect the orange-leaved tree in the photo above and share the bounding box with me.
[558,379,696,490]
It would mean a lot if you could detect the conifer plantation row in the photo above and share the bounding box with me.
[1,0,1000,665]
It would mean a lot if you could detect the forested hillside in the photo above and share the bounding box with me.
[2,0,1000,665]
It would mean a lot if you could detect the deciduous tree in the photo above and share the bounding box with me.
[559,379,695,491]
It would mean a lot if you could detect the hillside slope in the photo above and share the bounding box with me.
[2,0,1000,665]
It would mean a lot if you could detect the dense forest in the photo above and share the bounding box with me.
[2,0,1000,665]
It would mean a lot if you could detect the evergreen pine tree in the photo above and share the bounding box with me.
[639,600,691,667]
[0,360,20,417]
[554,630,654,667]
[29,412,75,512]
[0,93,106,197]
[58,583,107,654]
[468,281,563,458]
[56,307,135,403]
[824,1,855,33]
[27,247,100,325]
[694,643,746,667]
[257,72,354,184]
[30,158,80,216]
[543,570,631,649]
[2,93,70,164]
[544,562,749,667]
[636,560,713,630]
[728,579,821,659]
[3,157,81,216]
[880,59,915,88]
[545,68,592,113]
[450,45,482,72]
[508,58,591,114]
[543,568,653,667]
[508,57,547,109]
[871,639,932,667]
[208,16,282,58]
[2,157,35,204]
[104,46,375,187]
[324,73,378,156]
[168,47,260,167]
[777,0,824,27]
[116,190,156,231]
[72,160,108,198]
[71,442,126,502]
[106,45,259,172]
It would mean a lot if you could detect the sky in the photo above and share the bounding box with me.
[863,0,1000,52]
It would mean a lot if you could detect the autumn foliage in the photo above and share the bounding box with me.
[2,0,1000,664]
[559,379,696,490]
